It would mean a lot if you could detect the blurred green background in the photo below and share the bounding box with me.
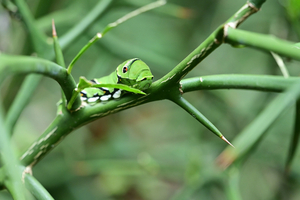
[1,0,300,199]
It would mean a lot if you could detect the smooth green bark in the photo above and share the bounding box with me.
[225,28,300,61]
[181,75,300,93]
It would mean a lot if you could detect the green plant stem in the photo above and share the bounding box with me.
[218,80,300,169]
[6,0,54,137]
[0,54,80,109]
[52,20,65,68]
[225,167,243,200]
[180,75,300,93]
[5,0,113,135]
[1,0,18,14]
[0,107,27,200]
[14,0,52,57]
[225,27,300,61]
[67,0,166,74]
[154,1,261,87]
[24,174,54,200]
[18,1,269,167]
[20,93,149,166]
[53,19,68,110]
[25,70,300,166]
[58,0,114,48]
[285,99,300,173]
[67,33,102,74]
[102,0,166,36]
[248,0,266,8]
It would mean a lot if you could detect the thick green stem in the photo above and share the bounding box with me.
[22,72,300,166]
[0,54,80,110]
[225,28,300,60]
[180,75,300,93]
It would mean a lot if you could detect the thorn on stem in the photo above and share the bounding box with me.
[52,19,57,37]
[221,135,235,148]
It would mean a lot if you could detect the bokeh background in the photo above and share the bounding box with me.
[1,0,300,199]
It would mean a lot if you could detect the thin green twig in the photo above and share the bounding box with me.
[24,173,54,200]
[225,27,300,61]
[67,0,166,74]
[271,52,290,78]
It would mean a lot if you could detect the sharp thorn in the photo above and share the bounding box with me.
[52,19,57,37]
[221,135,235,148]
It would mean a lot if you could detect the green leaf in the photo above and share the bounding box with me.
[78,76,146,95]
[77,76,94,91]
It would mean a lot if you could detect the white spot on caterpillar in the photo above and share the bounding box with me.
[100,94,111,101]
[200,77,203,82]
[87,97,99,103]
[113,90,122,99]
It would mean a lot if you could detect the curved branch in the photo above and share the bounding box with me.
[0,54,81,110]
[180,75,300,93]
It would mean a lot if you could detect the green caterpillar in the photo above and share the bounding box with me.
[80,58,153,103]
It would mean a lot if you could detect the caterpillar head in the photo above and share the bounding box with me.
[117,58,153,90]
